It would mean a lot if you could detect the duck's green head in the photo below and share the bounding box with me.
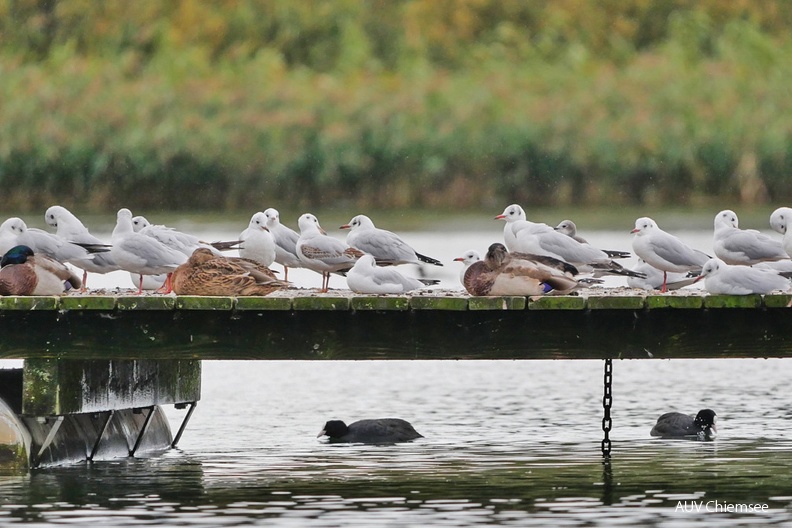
[1,245,34,267]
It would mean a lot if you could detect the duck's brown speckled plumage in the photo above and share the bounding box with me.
[463,243,581,296]
[172,248,289,296]
[0,249,81,295]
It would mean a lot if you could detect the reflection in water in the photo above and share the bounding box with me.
[2,360,792,526]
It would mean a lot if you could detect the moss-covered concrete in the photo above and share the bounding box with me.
[0,296,59,310]
[59,296,117,311]
[703,295,763,309]
[350,296,410,311]
[645,296,704,309]
[587,296,646,310]
[292,296,351,310]
[409,296,468,310]
[762,295,792,308]
[176,296,234,310]
[116,296,176,310]
[528,296,587,310]
[468,296,527,310]
[234,297,293,310]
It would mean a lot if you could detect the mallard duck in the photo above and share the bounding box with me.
[650,409,717,439]
[171,248,288,296]
[463,243,594,296]
[0,245,81,295]
[318,418,423,444]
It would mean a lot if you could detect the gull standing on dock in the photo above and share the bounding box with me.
[132,215,239,257]
[340,214,443,266]
[453,250,481,286]
[631,217,710,293]
[111,208,188,294]
[496,205,640,278]
[0,245,82,295]
[0,216,104,266]
[712,209,787,265]
[44,205,119,289]
[346,254,440,294]
[296,213,364,292]
[695,258,791,295]
[768,207,792,259]
[239,212,276,267]
[626,259,698,291]
[264,208,303,280]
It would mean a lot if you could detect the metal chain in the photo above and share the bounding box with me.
[601,358,613,457]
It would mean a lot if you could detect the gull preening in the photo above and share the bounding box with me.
[631,217,710,292]
[296,213,364,292]
[769,207,792,258]
[346,254,440,294]
[340,214,443,266]
[712,209,787,265]
[0,216,106,266]
[695,258,791,295]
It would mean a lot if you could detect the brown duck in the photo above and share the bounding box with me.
[463,243,599,296]
[172,248,289,296]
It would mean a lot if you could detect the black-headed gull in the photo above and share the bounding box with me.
[44,205,119,288]
[346,254,440,294]
[264,208,303,280]
[631,217,710,292]
[296,213,364,292]
[239,212,276,267]
[453,250,481,286]
[650,409,716,439]
[554,220,588,244]
[0,245,82,295]
[626,259,698,291]
[0,216,104,266]
[340,214,442,266]
[768,207,792,258]
[462,243,599,296]
[496,205,640,278]
[695,257,791,295]
[111,208,188,294]
[713,209,786,265]
[132,215,238,257]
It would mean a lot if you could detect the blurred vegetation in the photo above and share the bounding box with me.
[1,0,791,213]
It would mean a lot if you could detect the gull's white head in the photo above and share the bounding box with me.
[44,205,76,230]
[554,220,577,236]
[769,207,792,235]
[453,250,481,267]
[340,214,375,231]
[298,213,325,235]
[699,258,723,279]
[714,210,738,230]
[132,216,150,232]
[248,212,269,231]
[631,217,657,235]
[495,204,526,223]
[264,208,280,227]
[1,217,27,235]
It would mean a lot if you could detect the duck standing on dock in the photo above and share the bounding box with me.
[238,212,276,267]
[44,205,119,290]
[340,214,443,267]
[346,254,440,294]
[296,213,364,292]
[110,208,188,294]
[171,248,288,296]
[695,258,791,295]
[318,418,423,444]
[650,409,717,439]
[713,209,787,266]
[631,217,711,293]
[263,208,303,281]
[462,243,597,296]
[0,245,81,295]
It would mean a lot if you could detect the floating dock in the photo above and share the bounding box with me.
[1,291,790,469]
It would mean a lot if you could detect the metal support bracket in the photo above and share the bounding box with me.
[129,406,157,457]
[171,402,197,448]
[31,416,65,468]
[88,410,115,461]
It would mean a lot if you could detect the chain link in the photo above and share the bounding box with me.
[601,358,613,457]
